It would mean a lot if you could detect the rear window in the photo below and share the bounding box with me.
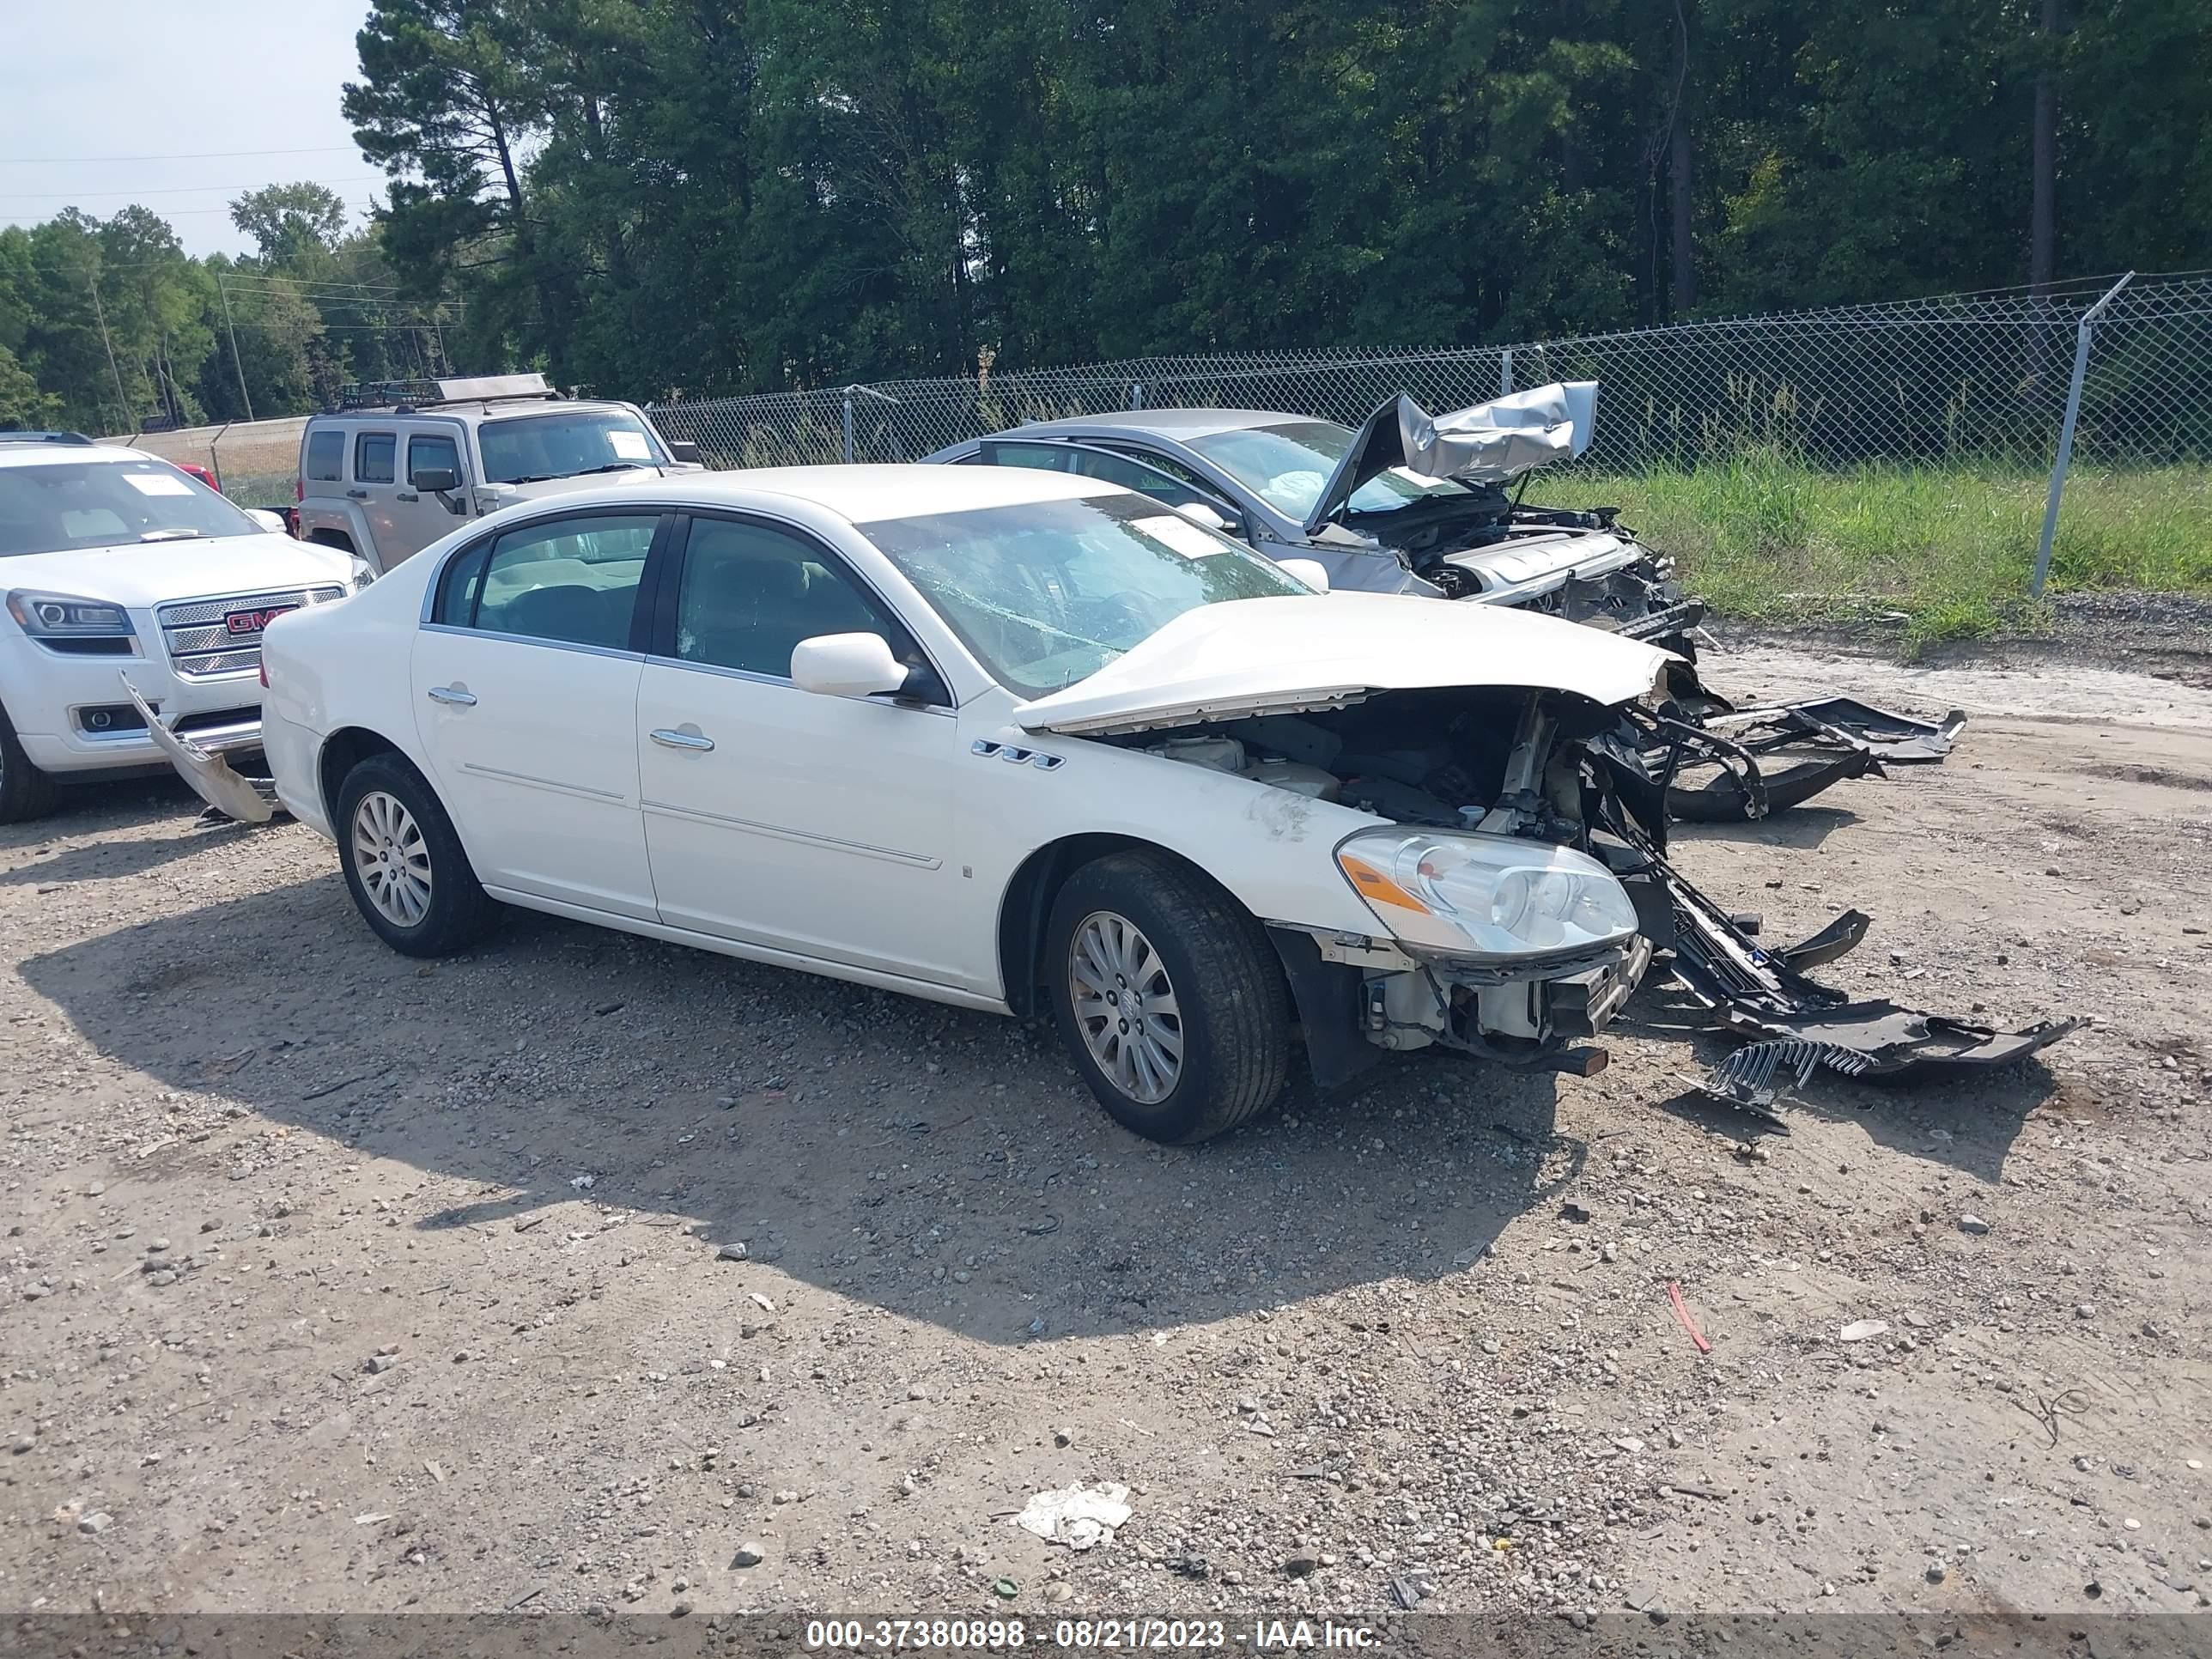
[304,430,343,483]
[355,433,397,484]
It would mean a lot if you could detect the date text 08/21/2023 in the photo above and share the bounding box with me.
[801,1619,1382,1650]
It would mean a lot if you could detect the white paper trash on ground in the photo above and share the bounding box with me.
[1010,1481,1132,1550]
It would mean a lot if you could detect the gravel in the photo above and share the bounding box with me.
[2,647,2208,1619]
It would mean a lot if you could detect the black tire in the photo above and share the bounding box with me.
[1045,850,1290,1144]
[334,752,496,957]
[0,701,62,825]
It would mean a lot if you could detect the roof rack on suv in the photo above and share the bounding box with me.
[334,372,562,414]
[0,430,97,446]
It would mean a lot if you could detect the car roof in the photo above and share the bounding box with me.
[530,463,1127,526]
[1004,408,1327,441]
[0,440,161,471]
[304,399,635,425]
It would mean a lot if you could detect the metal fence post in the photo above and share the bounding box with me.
[2032,271,2132,598]
[1499,348,1512,397]
[842,389,855,464]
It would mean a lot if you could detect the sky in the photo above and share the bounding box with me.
[0,0,380,259]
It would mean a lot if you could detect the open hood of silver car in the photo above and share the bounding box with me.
[1301,381,1600,536]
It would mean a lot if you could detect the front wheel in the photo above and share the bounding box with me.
[1045,851,1290,1144]
[334,752,496,956]
[0,702,61,824]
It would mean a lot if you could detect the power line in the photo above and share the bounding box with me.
[0,146,365,165]
[27,204,379,217]
[0,178,382,201]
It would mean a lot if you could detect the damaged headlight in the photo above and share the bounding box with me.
[1334,829,1638,960]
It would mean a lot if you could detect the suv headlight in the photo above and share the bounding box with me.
[5,590,137,644]
[349,556,376,592]
[1335,829,1638,959]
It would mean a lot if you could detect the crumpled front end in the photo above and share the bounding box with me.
[1103,677,1678,1091]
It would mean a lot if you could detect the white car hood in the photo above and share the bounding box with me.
[1012,592,1672,737]
[0,533,350,609]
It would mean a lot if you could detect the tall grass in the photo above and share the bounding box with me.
[1546,453,2212,648]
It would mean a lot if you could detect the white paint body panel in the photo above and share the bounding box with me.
[409,629,654,921]
[635,662,967,983]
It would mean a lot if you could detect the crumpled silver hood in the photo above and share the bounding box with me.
[1302,381,1600,534]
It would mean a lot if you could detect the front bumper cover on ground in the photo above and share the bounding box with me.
[121,676,281,826]
[1630,838,2080,1107]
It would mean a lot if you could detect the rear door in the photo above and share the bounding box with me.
[351,425,403,560]
[410,507,670,921]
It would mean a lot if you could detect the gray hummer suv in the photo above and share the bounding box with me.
[295,374,702,574]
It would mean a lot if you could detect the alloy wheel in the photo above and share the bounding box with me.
[351,789,434,927]
[1067,909,1184,1104]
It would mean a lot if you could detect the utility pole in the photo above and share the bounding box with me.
[87,276,131,434]
[217,278,256,422]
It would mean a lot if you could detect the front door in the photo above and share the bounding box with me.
[410,508,667,920]
[635,514,968,988]
[373,428,471,568]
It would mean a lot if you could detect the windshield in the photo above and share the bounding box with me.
[0,457,264,557]
[477,410,668,484]
[860,493,1309,696]
[1188,421,1474,520]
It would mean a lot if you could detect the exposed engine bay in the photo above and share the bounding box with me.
[1119,684,2071,1105]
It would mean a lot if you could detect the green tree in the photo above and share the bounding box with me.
[230,182,352,270]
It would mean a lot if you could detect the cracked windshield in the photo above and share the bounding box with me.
[860,493,1308,696]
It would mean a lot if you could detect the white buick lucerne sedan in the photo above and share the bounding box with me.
[260,465,1677,1143]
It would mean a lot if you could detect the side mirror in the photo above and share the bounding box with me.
[245,508,286,535]
[1278,557,1330,593]
[790,632,910,699]
[411,466,459,493]
[1173,501,1231,533]
[666,441,703,465]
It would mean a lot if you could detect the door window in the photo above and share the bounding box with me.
[355,432,397,484]
[1060,446,1219,508]
[1097,442,1215,493]
[672,518,915,683]
[975,441,1073,473]
[304,429,344,482]
[408,433,461,485]
[459,514,659,649]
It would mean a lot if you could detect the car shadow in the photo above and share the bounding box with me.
[0,772,219,886]
[21,872,1600,1345]
[1672,802,1861,853]
[1616,984,2053,1184]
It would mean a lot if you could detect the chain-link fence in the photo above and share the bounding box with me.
[120,416,310,508]
[647,270,2210,592]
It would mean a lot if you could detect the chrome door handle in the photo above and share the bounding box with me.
[649,727,714,751]
[426,685,477,707]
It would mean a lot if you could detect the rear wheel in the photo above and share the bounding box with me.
[335,752,495,956]
[0,702,61,824]
[1045,851,1289,1144]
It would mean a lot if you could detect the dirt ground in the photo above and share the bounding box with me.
[2,638,2208,1625]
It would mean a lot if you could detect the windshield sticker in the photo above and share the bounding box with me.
[1131,514,1226,561]
[607,429,653,459]
[124,471,196,496]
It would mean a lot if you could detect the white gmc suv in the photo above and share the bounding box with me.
[0,433,356,823]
